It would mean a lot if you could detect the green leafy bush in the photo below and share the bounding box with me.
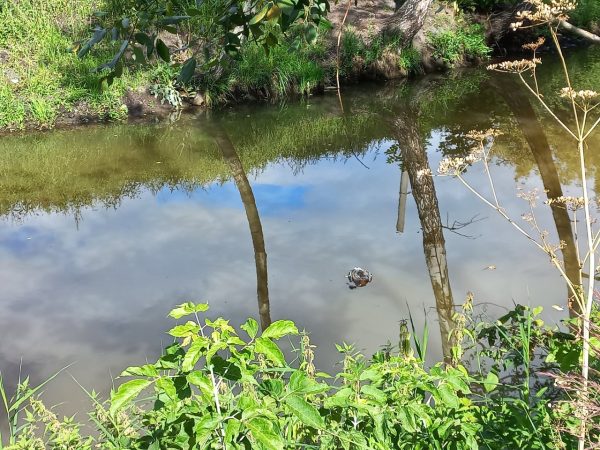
[3,302,588,449]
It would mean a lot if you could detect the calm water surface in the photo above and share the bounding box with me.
[1,48,599,420]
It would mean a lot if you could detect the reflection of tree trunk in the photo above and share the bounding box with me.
[393,110,456,363]
[397,169,409,233]
[494,79,582,317]
[213,126,272,330]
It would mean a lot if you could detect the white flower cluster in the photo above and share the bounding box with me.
[487,58,542,73]
[559,87,599,101]
[511,0,577,29]
[437,129,500,176]
[546,195,585,210]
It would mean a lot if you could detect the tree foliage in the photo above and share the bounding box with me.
[76,0,331,86]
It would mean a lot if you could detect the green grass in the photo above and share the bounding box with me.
[399,46,423,74]
[427,24,491,67]
[232,41,324,98]
[570,0,600,29]
[339,29,423,77]
[0,0,156,130]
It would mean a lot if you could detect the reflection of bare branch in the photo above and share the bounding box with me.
[441,213,486,239]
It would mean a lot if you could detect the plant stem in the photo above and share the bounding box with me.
[195,312,227,449]
[578,137,594,450]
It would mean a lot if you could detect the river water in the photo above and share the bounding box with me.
[0,47,599,420]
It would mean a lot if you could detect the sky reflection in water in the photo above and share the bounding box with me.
[1,53,599,419]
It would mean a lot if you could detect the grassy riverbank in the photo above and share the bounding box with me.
[0,0,491,132]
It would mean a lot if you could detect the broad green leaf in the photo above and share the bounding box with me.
[260,379,284,398]
[225,418,241,444]
[255,337,285,366]
[249,5,269,25]
[160,15,191,25]
[284,395,324,429]
[241,318,259,339]
[195,414,221,442]
[132,45,146,64]
[398,406,417,433]
[437,383,460,409]
[205,341,227,364]
[177,58,197,84]
[182,337,208,372]
[247,417,284,450]
[78,27,107,58]
[324,387,353,408]
[445,370,471,394]
[261,320,298,340]
[304,23,317,44]
[121,364,157,377]
[156,377,177,400]
[187,371,213,398]
[483,372,499,393]
[156,38,170,62]
[134,32,150,45]
[168,302,209,319]
[289,370,328,395]
[359,368,383,382]
[110,379,151,415]
[168,322,200,338]
[360,384,386,404]
[436,418,454,438]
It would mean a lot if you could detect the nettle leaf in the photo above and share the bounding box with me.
[241,318,259,339]
[110,379,151,415]
[360,384,386,404]
[121,364,158,377]
[436,383,460,409]
[260,379,284,398]
[445,370,471,394]
[483,372,499,393]
[324,387,353,408]
[156,377,177,400]
[289,370,328,395]
[182,337,208,372]
[187,371,213,398]
[261,320,298,340]
[169,321,200,338]
[255,337,285,366]
[398,405,417,433]
[247,417,284,450]
[285,395,325,429]
[168,302,209,319]
[225,418,241,444]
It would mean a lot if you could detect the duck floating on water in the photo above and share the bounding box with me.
[347,267,373,290]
